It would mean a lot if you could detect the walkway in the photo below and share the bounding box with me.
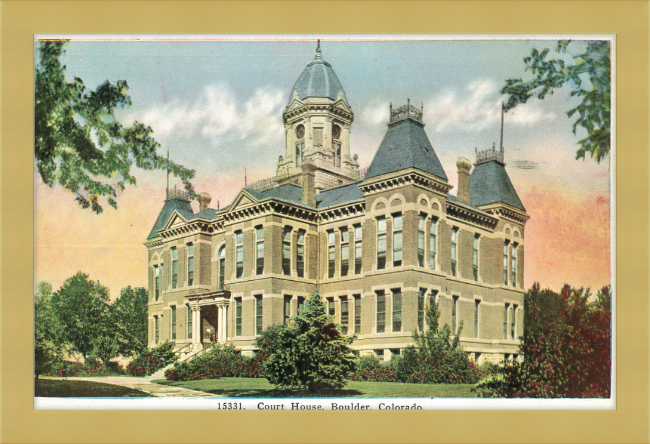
[41,376,219,397]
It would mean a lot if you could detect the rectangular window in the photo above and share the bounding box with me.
[430,218,437,269]
[283,227,292,276]
[418,215,425,267]
[418,288,426,332]
[474,300,480,338]
[328,230,336,278]
[511,304,517,339]
[376,291,386,333]
[340,296,349,335]
[313,127,323,147]
[218,247,225,290]
[154,316,159,344]
[235,298,242,336]
[171,306,176,340]
[452,295,459,336]
[256,226,264,275]
[451,228,458,277]
[171,247,178,288]
[340,228,349,277]
[392,289,402,332]
[154,266,160,300]
[187,243,194,286]
[503,242,509,285]
[354,295,361,334]
[392,213,402,267]
[297,296,305,316]
[284,295,292,325]
[235,231,244,279]
[297,230,305,278]
[354,225,362,274]
[328,298,335,317]
[430,290,439,312]
[473,234,479,281]
[511,243,517,287]
[186,304,192,339]
[377,217,387,270]
[255,295,263,334]
[503,303,509,340]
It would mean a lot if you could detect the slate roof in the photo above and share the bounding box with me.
[364,118,448,181]
[146,198,194,240]
[316,181,364,208]
[287,59,349,106]
[470,160,526,211]
[244,183,312,208]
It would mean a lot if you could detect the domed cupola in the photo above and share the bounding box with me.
[278,40,358,192]
[287,40,349,106]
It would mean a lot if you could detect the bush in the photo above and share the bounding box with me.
[127,341,177,376]
[45,359,123,377]
[165,344,266,381]
[260,289,355,393]
[475,284,612,398]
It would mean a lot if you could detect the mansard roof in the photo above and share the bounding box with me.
[470,159,526,211]
[147,198,194,240]
[316,181,364,209]
[364,118,448,181]
[244,183,311,208]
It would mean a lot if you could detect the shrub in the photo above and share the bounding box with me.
[475,284,612,398]
[260,289,355,393]
[165,344,266,381]
[45,359,123,377]
[351,366,398,383]
[127,341,177,376]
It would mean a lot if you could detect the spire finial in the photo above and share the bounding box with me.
[315,39,322,60]
[500,101,505,159]
[166,147,170,198]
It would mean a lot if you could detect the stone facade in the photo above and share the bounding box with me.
[144,44,529,364]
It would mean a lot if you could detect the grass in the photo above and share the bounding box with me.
[35,379,151,398]
[155,377,477,398]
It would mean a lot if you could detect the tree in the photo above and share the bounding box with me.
[403,298,478,384]
[50,272,111,359]
[34,282,70,376]
[260,289,355,393]
[112,286,149,357]
[35,40,196,213]
[501,40,611,163]
[475,283,612,398]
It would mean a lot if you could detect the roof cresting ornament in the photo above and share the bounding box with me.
[315,39,322,60]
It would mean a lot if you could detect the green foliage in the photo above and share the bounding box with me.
[501,40,611,163]
[404,300,479,384]
[350,356,399,382]
[259,289,356,393]
[112,286,149,357]
[46,359,124,377]
[35,40,196,213]
[127,341,178,376]
[50,272,111,359]
[35,282,71,376]
[475,283,612,398]
[165,344,266,381]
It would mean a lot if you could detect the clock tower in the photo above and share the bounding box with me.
[277,41,360,192]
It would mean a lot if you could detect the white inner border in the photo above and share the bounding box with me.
[33,34,616,411]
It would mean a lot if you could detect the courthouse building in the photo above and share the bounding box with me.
[144,43,529,364]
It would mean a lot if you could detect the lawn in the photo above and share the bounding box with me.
[155,377,476,398]
[35,379,151,398]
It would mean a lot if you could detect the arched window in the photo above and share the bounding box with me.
[218,246,226,290]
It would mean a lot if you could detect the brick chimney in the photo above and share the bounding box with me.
[301,161,317,207]
[456,157,472,205]
[199,192,212,212]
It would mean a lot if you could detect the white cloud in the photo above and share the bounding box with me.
[423,79,555,133]
[361,103,390,126]
[131,84,285,148]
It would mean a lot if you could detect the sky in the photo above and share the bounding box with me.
[34,37,612,298]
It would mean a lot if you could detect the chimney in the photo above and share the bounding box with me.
[199,192,212,212]
[301,161,317,207]
[456,157,472,205]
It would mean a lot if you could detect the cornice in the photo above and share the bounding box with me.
[359,169,453,196]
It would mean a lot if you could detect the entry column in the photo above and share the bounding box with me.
[191,304,201,351]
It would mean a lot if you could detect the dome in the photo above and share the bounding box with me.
[287,42,349,106]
